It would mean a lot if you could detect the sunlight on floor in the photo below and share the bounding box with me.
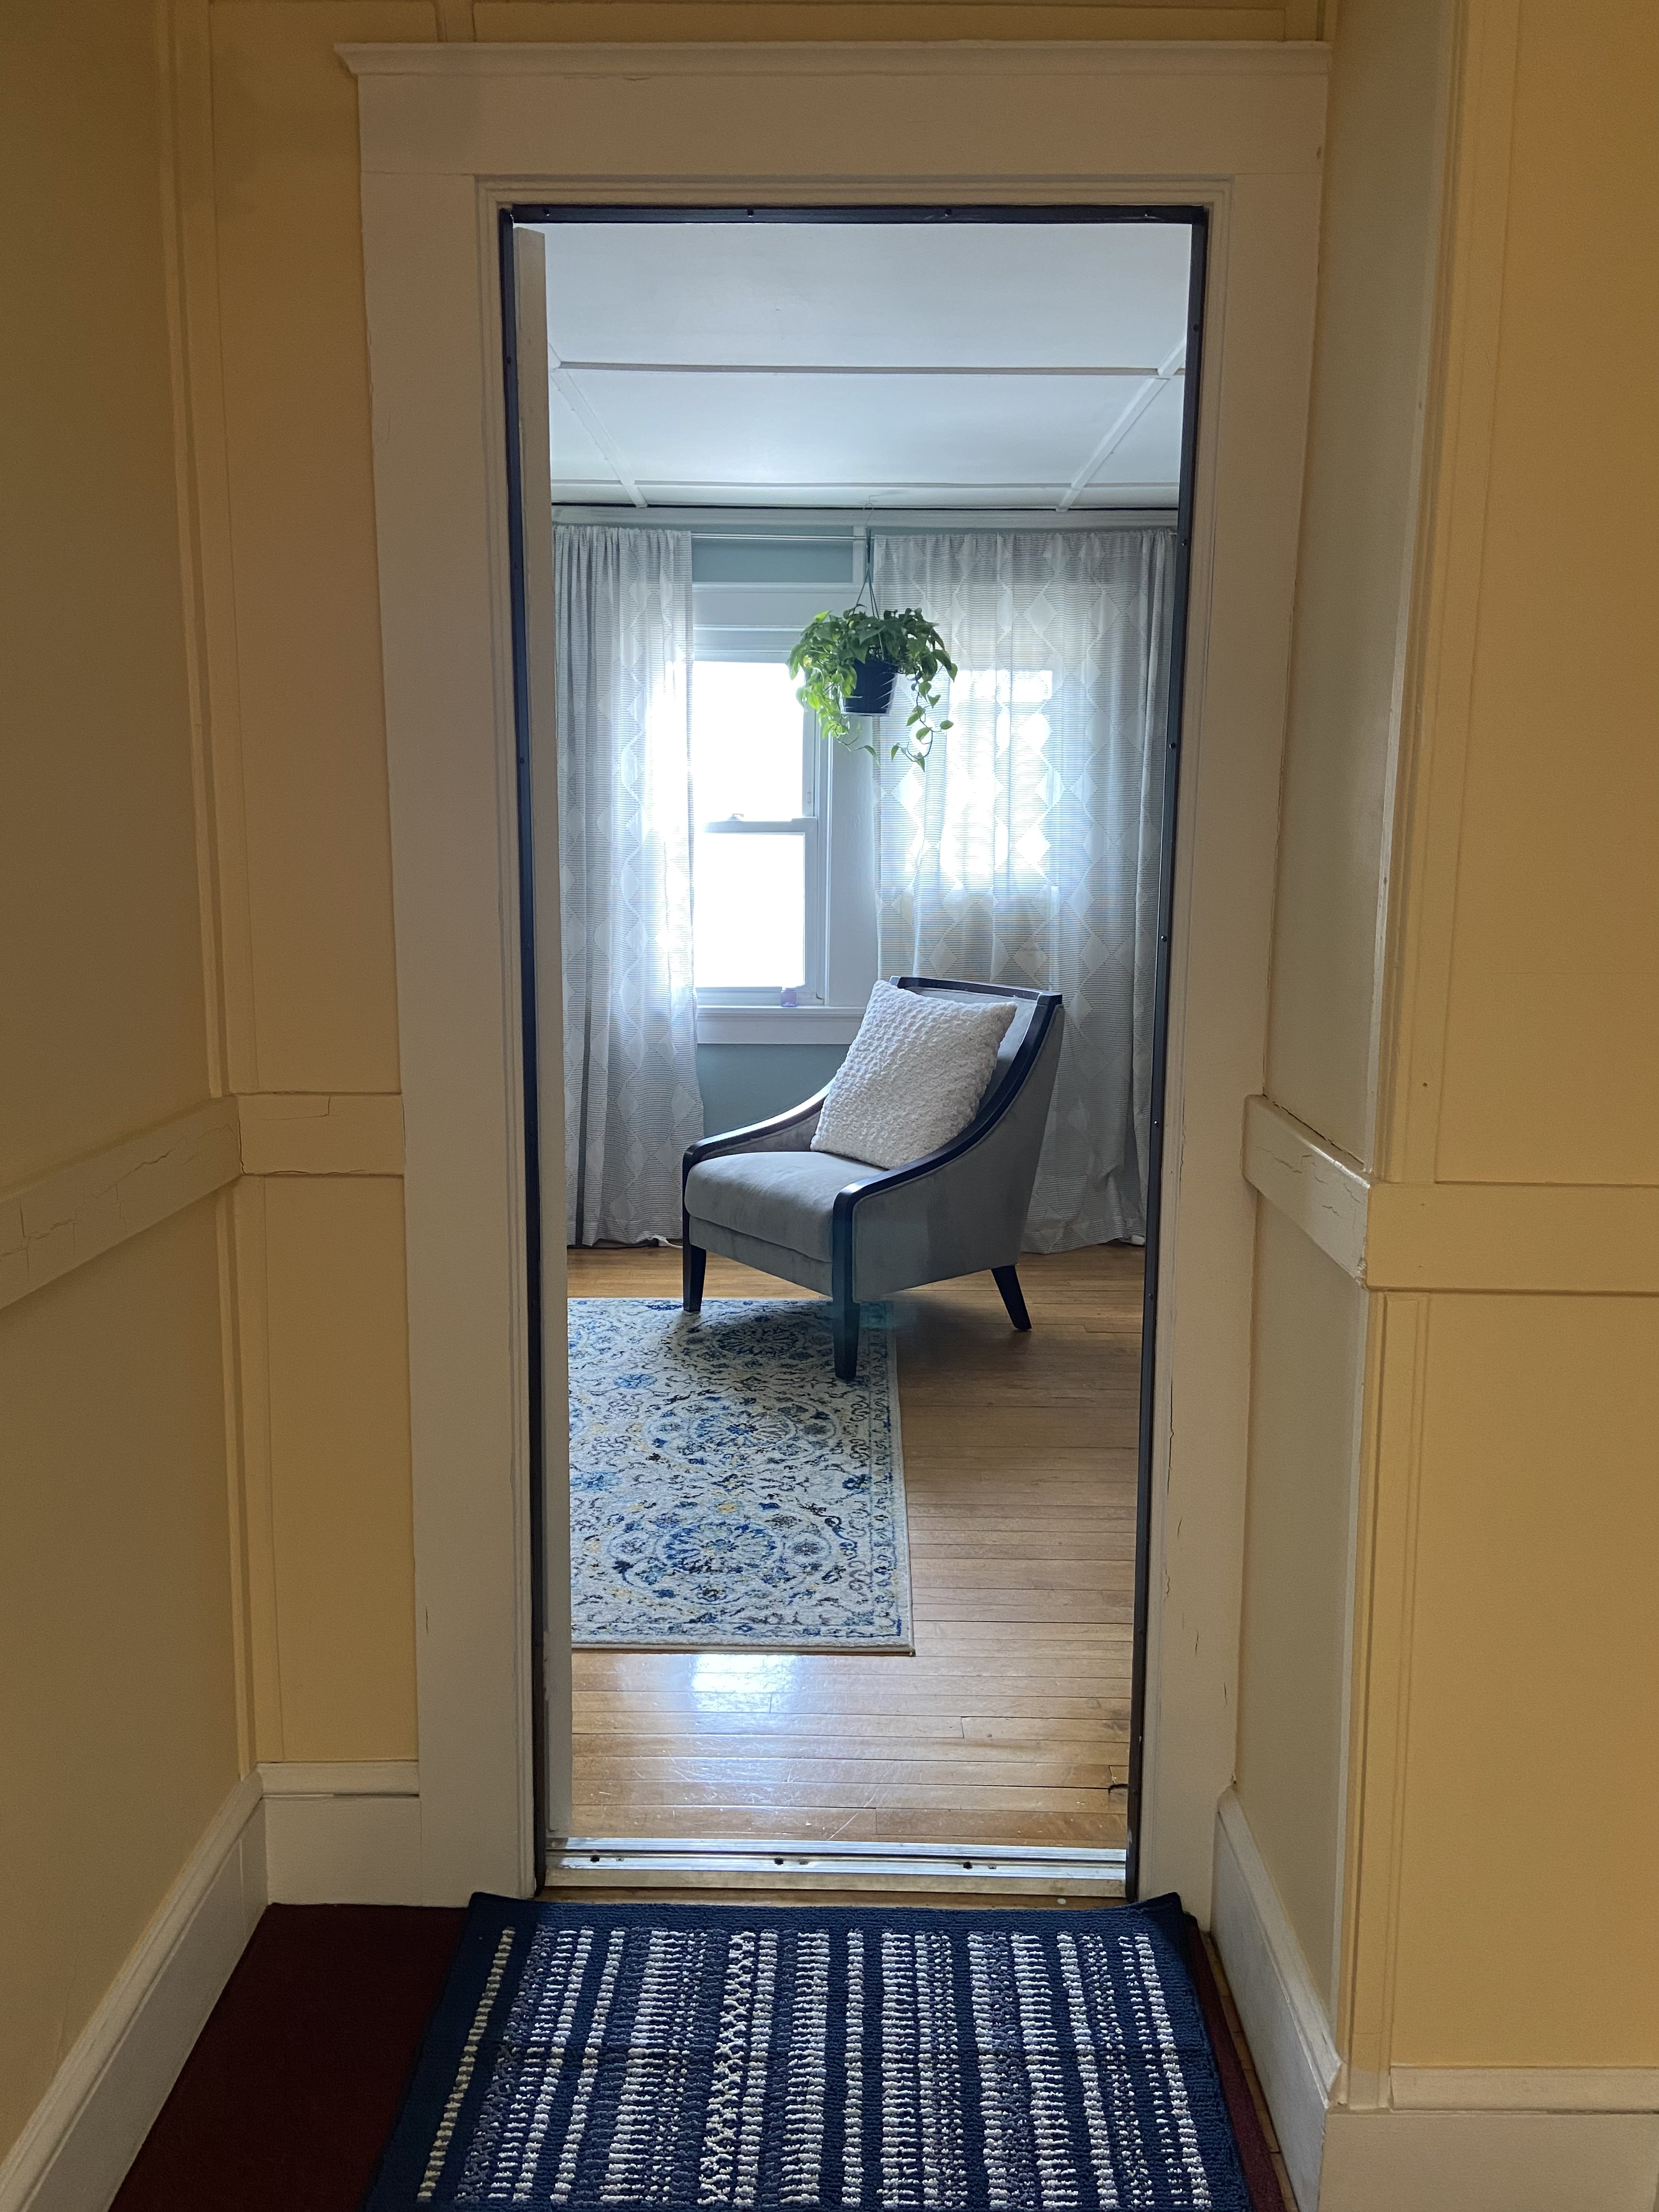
[689,1652,802,1711]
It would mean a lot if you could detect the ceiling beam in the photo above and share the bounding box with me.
[1057,341,1187,511]
[551,479,1179,505]
[548,340,647,507]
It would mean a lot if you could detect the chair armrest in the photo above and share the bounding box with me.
[682,1087,831,1191]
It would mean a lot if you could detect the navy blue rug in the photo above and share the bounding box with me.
[364,1894,1254,2210]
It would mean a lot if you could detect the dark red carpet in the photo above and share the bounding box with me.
[111,1905,465,2212]
[113,1901,1288,2212]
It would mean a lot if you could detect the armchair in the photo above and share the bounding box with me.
[681,978,1064,1381]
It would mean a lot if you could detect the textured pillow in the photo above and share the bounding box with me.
[811,981,1018,1171]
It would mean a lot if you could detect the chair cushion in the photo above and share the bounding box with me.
[684,1147,872,1262]
[811,980,1018,1171]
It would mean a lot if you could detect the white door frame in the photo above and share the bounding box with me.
[346,37,1328,1910]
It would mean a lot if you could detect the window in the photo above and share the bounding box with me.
[687,550,879,1033]
[690,659,820,996]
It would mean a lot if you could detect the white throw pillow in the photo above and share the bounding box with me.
[811,981,1019,1171]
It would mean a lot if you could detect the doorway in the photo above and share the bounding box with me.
[506,207,1206,1897]
[349,34,1325,1912]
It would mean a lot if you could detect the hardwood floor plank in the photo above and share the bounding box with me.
[567,1244,1141,1850]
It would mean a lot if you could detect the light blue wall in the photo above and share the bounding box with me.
[696,1044,848,1137]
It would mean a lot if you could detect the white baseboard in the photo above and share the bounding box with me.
[1320,2108,1659,2211]
[0,1771,266,2212]
[1212,1789,1340,2212]
[258,1760,422,1905]
[1212,1793,1659,2212]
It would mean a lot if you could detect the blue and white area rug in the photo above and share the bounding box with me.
[568,1298,911,1654]
[365,1894,1255,2210]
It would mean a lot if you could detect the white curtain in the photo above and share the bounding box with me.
[556,526,703,1245]
[872,530,1173,1250]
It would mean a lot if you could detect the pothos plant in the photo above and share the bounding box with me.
[787,605,957,768]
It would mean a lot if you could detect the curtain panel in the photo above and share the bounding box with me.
[555,525,703,1245]
[873,529,1173,1250]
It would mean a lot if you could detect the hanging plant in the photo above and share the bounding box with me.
[787,544,956,766]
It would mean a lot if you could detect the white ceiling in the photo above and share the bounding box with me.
[535,222,1192,510]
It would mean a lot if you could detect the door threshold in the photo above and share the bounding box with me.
[544,1836,1126,1899]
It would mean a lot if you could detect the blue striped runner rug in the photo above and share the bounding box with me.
[364,1895,1255,2209]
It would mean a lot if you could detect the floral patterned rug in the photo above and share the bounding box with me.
[568,1297,912,1652]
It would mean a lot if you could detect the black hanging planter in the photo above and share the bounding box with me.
[842,656,900,719]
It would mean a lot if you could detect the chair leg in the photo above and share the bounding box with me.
[832,1297,861,1383]
[992,1264,1032,1332]
[682,1240,707,1315]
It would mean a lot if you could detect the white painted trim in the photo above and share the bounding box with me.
[1243,1094,1370,1283]
[258,1763,424,1905]
[350,41,1327,1916]
[236,1093,404,1177]
[1319,2107,1659,2212]
[1242,1094,1659,1294]
[256,1758,419,1798]
[1212,1790,1340,2212]
[1390,2068,1659,2114]
[0,1773,265,2212]
[0,1100,241,1312]
[696,1005,864,1046]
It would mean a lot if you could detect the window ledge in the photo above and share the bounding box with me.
[696,1004,865,1046]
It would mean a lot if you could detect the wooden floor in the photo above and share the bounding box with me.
[567,1244,1143,1851]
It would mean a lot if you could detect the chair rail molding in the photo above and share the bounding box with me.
[236,1092,405,1177]
[0,1100,241,1312]
[1243,1093,1659,1294]
[0,1091,411,1315]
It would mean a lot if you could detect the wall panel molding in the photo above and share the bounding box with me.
[0,1101,241,1313]
[1243,1096,1659,1295]
[237,1092,405,1176]
[1363,1182,1659,1296]
[1389,2067,1659,2114]
[0,1094,409,1316]
[1244,1094,1369,1280]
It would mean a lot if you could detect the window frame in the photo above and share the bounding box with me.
[689,571,877,1041]
[689,644,827,1006]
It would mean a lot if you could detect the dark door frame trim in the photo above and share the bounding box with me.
[496,201,1209,1897]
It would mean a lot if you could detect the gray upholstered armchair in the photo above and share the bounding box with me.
[681,978,1064,1381]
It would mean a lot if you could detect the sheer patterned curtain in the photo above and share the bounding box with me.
[873,530,1173,1249]
[556,526,703,1245]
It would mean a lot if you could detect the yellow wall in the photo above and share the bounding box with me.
[1242,0,1657,2092]
[1238,0,1658,2103]
[262,1177,417,1758]
[1234,1210,1366,2010]
[193,1,425,1759]
[1265,0,1448,1165]
[1390,1293,1659,2064]
[0,1207,240,2154]
[0,0,239,2159]
[1234,0,1451,2023]
[1432,0,1659,1186]
[1365,0,1659,2069]
[1,3,210,1189]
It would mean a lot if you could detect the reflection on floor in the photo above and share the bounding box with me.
[567,1244,1142,1850]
